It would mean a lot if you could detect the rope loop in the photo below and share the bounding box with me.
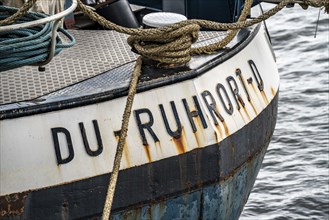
[76,0,328,66]
[127,23,200,65]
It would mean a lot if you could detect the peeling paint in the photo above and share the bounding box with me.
[0,192,29,218]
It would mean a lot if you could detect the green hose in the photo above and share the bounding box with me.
[0,6,76,72]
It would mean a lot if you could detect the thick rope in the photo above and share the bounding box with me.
[0,0,38,26]
[101,56,142,220]
[77,0,328,65]
[302,0,329,12]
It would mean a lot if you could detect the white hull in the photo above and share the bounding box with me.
[0,25,279,198]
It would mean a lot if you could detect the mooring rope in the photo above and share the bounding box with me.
[77,0,328,65]
[102,56,142,220]
[0,6,76,72]
[0,0,38,26]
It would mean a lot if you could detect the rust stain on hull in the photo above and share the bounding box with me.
[261,91,269,104]
[250,84,264,106]
[214,131,219,143]
[193,132,201,148]
[241,107,251,121]
[143,144,152,162]
[115,135,131,167]
[172,128,187,154]
[215,124,223,140]
[155,141,164,155]
[0,192,29,218]
[222,121,230,137]
[238,109,247,123]
[194,114,207,147]
[238,72,256,117]
[271,87,276,96]
[123,142,131,167]
[249,100,258,115]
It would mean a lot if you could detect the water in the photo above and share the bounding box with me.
[240,5,329,220]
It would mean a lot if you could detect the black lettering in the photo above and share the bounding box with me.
[79,120,103,157]
[216,83,233,115]
[248,60,264,91]
[227,76,245,110]
[236,68,251,102]
[51,127,74,165]
[134,108,159,145]
[201,90,224,125]
[159,102,182,139]
[114,130,121,137]
[182,96,207,132]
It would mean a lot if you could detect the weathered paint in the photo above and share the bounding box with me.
[0,92,278,219]
[0,24,279,219]
[0,192,29,218]
[111,143,268,220]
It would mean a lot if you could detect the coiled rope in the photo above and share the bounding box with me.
[0,5,75,72]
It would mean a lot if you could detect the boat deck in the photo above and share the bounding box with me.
[0,30,228,105]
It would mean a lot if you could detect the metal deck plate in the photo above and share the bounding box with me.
[0,30,227,105]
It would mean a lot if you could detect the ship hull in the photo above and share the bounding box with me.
[0,24,279,219]
[0,93,277,219]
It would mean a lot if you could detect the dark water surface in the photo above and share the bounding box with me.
[240,5,329,220]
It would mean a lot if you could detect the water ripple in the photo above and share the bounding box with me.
[240,5,329,220]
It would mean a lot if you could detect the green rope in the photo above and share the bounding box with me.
[0,6,75,72]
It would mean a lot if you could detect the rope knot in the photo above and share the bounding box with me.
[300,0,329,12]
[127,22,200,66]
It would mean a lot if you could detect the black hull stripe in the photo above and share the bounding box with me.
[1,93,278,220]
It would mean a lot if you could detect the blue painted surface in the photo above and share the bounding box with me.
[112,144,267,220]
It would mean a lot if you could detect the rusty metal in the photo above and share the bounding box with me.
[249,100,259,115]
[172,128,187,154]
[238,110,247,123]
[143,144,152,162]
[215,124,224,139]
[222,121,230,137]
[261,91,270,104]
[271,87,276,96]
[0,192,29,218]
